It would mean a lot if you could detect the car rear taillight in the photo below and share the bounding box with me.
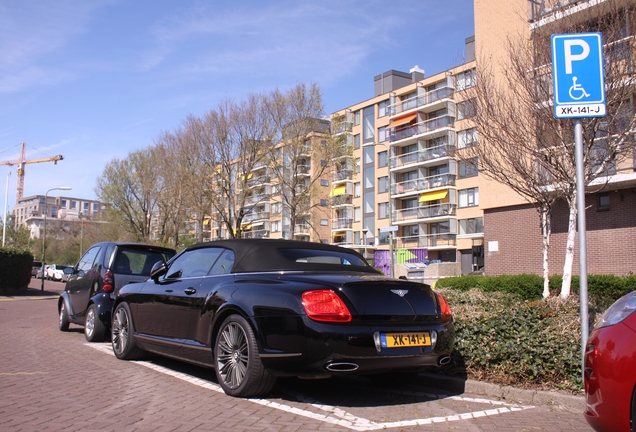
[437,293,452,320]
[302,290,352,323]
[103,270,114,293]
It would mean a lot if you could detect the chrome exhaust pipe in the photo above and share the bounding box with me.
[324,362,359,372]
[438,356,451,366]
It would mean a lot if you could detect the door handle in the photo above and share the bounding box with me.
[184,287,197,295]
[165,289,173,293]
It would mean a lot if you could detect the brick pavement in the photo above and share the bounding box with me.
[0,292,594,431]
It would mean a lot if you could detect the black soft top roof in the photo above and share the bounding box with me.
[187,239,378,274]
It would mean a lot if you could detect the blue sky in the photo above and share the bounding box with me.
[0,0,474,210]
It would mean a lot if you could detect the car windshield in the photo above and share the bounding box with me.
[115,247,175,276]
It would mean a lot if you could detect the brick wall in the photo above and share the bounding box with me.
[484,190,636,276]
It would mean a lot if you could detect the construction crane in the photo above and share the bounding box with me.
[0,142,64,203]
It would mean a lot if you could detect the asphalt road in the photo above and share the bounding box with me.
[0,280,594,431]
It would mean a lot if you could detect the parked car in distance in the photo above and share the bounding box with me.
[111,239,455,398]
[36,265,49,279]
[59,242,176,343]
[46,264,70,281]
[584,290,636,432]
[31,260,42,277]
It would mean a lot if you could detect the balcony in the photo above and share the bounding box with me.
[334,121,353,134]
[297,164,311,175]
[332,169,353,183]
[332,218,353,230]
[388,85,455,116]
[243,229,270,239]
[331,194,353,206]
[395,233,457,249]
[392,173,456,196]
[293,223,311,236]
[389,115,455,143]
[243,211,270,224]
[247,175,270,188]
[391,141,455,171]
[393,203,456,223]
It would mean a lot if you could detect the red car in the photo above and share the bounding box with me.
[584,291,636,432]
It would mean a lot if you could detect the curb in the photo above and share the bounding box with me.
[420,372,585,413]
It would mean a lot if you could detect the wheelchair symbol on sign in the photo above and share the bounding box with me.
[569,76,590,100]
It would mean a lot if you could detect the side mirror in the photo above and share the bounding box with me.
[63,267,74,275]
[149,260,168,281]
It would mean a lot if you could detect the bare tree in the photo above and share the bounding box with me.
[264,83,344,239]
[96,148,160,242]
[465,0,636,297]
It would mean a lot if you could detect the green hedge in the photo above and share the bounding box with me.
[0,248,33,292]
[437,273,636,303]
[437,287,584,391]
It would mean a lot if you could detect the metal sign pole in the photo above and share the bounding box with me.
[574,118,589,382]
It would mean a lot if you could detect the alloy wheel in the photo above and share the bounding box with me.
[216,322,249,389]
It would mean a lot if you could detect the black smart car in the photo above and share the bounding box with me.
[58,242,176,342]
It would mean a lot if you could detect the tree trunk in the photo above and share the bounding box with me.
[561,196,577,298]
[540,205,551,298]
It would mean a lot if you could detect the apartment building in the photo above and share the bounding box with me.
[330,41,483,277]
[327,0,636,278]
[473,0,636,276]
[13,194,106,239]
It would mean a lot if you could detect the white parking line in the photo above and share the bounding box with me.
[87,343,535,431]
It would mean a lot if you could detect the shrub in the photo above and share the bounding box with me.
[0,248,33,292]
[437,287,584,392]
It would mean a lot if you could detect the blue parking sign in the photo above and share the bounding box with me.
[551,33,606,118]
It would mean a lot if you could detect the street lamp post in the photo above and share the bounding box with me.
[362,142,395,278]
[41,186,72,291]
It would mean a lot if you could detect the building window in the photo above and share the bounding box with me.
[378,176,389,193]
[320,199,329,206]
[458,128,478,148]
[378,151,388,168]
[272,221,280,232]
[401,91,417,111]
[379,202,389,219]
[60,199,67,209]
[456,69,476,91]
[51,206,57,218]
[354,110,360,126]
[458,158,478,178]
[92,203,98,211]
[320,219,329,226]
[377,126,389,142]
[70,201,77,210]
[320,159,327,166]
[598,193,610,210]
[459,188,479,208]
[457,98,477,120]
[354,206,361,222]
[378,100,390,117]
[353,134,360,149]
[363,106,375,143]
[404,224,419,238]
[320,179,329,187]
[459,217,484,235]
[272,202,281,214]
[354,182,361,198]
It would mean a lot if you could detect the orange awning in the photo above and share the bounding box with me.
[387,112,417,129]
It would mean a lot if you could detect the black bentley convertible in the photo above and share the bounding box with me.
[111,239,454,397]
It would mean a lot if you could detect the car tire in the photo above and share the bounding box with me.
[59,302,70,331]
[214,314,276,398]
[85,304,106,342]
[111,303,144,360]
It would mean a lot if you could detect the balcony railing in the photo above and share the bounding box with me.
[388,85,455,116]
[334,121,353,134]
[332,218,353,229]
[243,229,270,239]
[293,223,311,234]
[391,142,455,169]
[389,115,454,142]
[332,169,353,182]
[393,204,456,222]
[331,194,353,206]
[395,233,457,248]
[297,164,311,175]
[243,211,270,223]
[393,173,456,195]
[247,175,270,187]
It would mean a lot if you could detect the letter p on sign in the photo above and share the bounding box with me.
[563,39,590,74]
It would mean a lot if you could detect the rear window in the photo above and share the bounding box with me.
[114,248,175,276]
[277,248,368,267]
